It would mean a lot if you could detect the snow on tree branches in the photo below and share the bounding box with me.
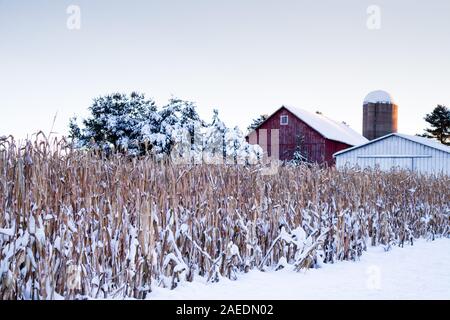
[69,93,263,163]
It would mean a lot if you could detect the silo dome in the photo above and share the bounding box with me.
[363,90,395,105]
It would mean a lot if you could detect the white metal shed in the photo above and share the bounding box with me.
[333,133,450,175]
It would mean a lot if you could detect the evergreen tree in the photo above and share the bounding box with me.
[69,92,157,155]
[203,109,227,164]
[225,126,248,164]
[69,93,262,162]
[167,98,205,163]
[149,99,181,156]
[176,98,205,153]
[247,114,268,133]
[419,105,450,146]
[290,134,309,165]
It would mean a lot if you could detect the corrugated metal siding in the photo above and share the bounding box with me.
[335,135,450,175]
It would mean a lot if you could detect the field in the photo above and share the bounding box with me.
[0,135,449,299]
[151,237,450,300]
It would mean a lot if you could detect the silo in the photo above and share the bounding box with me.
[363,90,398,140]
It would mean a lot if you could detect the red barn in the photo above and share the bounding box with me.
[247,106,368,165]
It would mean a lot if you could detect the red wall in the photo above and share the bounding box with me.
[324,139,351,165]
[248,107,352,166]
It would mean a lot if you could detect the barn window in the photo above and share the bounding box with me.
[280,115,288,125]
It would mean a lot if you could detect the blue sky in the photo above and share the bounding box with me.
[1,0,449,139]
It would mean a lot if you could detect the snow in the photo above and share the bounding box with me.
[228,242,240,256]
[363,90,395,104]
[396,133,450,154]
[0,227,14,237]
[334,133,450,157]
[73,95,263,162]
[149,238,450,300]
[283,106,368,146]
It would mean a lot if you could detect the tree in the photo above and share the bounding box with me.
[69,92,263,162]
[166,98,205,163]
[176,98,205,154]
[203,109,227,164]
[419,105,450,146]
[203,110,263,164]
[247,114,268,133]
[225,126,247,164]
[147,99,181,156]
[69,92,158,155]
[290,134,309,165]
[69,93,206,157]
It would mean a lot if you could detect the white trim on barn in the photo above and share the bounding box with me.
[333,133,450,175]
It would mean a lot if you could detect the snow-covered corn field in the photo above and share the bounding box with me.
[0,136,449,299]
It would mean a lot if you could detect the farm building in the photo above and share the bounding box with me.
[362,90,398,140]
[247,106,368,165]
[334,133,450,175]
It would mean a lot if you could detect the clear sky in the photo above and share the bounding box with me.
[1,0,449,139]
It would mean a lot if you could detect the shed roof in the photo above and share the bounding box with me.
[333,133,450,157]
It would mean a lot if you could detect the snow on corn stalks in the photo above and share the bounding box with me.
[0,134,449,299]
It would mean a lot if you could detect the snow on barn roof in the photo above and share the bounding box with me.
[363,90,395,104]
[283,106,369,146]
[333,133,450,157]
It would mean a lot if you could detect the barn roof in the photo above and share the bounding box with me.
[248,106,368,146]
[281,106,368,146]
[333,133,450,157]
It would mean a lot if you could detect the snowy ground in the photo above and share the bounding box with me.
[150,238,450,300]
